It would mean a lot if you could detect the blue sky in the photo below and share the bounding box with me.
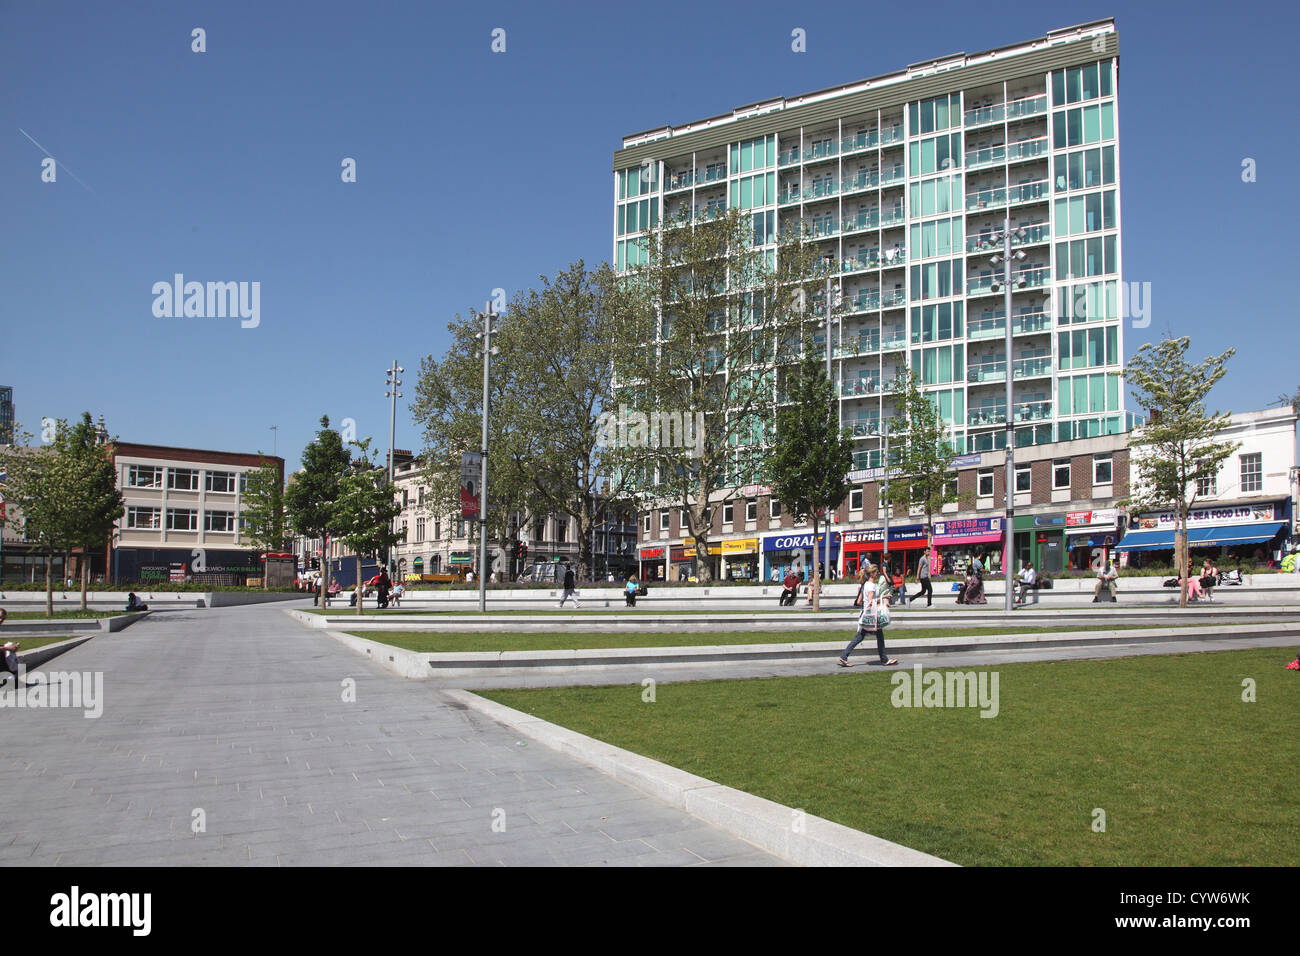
[2,1,1297,470]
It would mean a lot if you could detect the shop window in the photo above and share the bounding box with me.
[977,469,994,497]
[1093,455,1113,485]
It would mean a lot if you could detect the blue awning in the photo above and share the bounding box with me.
[1116,521,1286,551]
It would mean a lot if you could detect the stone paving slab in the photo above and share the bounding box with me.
[0,604,781,867]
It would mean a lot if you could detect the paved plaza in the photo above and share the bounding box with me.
[0,604,781,866]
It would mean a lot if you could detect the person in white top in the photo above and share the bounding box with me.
[1014,560,1037,605]
[837,563,899,668]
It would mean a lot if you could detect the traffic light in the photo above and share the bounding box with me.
[518,542,528,562]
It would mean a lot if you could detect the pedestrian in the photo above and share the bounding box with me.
[971,552,985,577]
[1,609,37,689]
[1199,558,1217,603]
[915,547,933,607]
[837,563,899,668]
[779,569,801,607]
[377,569,391,609]
[557,564,582,609]
[391,580,404,608]
[852,568,867,608]
[1093,559,1119,602]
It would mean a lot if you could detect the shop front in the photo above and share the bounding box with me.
[1116,501,1290,566]
[1013,513,1067,574]
[762,531,841,582]
[842,524,929,577]
[718,538,759,580]
[638,546,666,581]
[1065,508,1120,570]
[930,517,1005,575]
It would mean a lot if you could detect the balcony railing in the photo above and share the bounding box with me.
[965,220,1050,252]
[1006,94,1048,119]
[811,219,838,238]
[848,418,882,437]
[779,147,802,166]
[964,103,1005,127]
[968,360,1006,384]
[841,210,879,233]
[880,125,904,145]
[843,250,881,273]
[1007,137,1049,162]
[965,144,1007,169]
[835,332,879,357]
[880,164,906,185]
[842,377,881,397]
[846,291,881,312]
[699,166,726,184]
[804,140,837,161]
[1012,400,1053,422]
[1008,179,1050,204]
[880,209,906,228]
[967,309,1052,339]
[778,187,802,206]
[881,289,906,309]
[841,170,879,194]
[809,180,838,199]
[666,172,694,191]
[966,266,1050,295]
[968,407,1006,427]
[841,130,879,154]
[966,186,1007,211]
[1013,355,1052,378]
[879,332,907,351]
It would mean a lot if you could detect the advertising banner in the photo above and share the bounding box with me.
[460,452,481,519]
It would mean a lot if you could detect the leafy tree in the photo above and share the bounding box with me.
[62,413,124,610]
[331,438,404,615]
[1123,336,1238,608]
[241,456,288,588]
[763,345,854,611]
[609,204,823,582]
[0,425,65,616]
[284,417,351,600]
[884,370,969,567]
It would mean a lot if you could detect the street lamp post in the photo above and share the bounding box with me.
[475,303,498,613]
[384,361,403,573]
[990,215,1027,611]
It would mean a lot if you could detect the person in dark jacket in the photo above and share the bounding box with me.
[558,564,582,609]
[377,569,391,609]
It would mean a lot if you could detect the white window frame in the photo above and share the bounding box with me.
[746,499,758,521]
[1053,459,1071,490]
[168,468,199,491]
[1015,466,1032,493]
[850,489,863,511]
[204,510,235,532]
[1093,455,1113,485]
[770,498,782,518]
[166,508,198,531]
[1240,453,1262,493]
[723,502,734,524]
[128,465,163,489]
[659,509,670,531]
[127,506,161,530]
[1195,474,1216,497]
[977,469,994,497]
[205,471,237,494]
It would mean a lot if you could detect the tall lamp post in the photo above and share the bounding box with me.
[384,361,403,573]
[475,303,499,613]
[990,215,1027,611]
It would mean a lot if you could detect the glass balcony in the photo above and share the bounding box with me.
[966,186,1007,211]
[778,187,802,206]
[666,172,694,191]
[968,406,1007,427]
[811,219,838,238]
[964,104,1005,127]
[1007,137,1049,162]
[965,220,1050,252]
[965,144,1006,169]
[881,246,906,266]
[841,130,879,154]
[845,291,880,313]
[1013,355,1052,378]
[1005,94,1048,119]
[880,209,906,228]
[1012,399,1053,422]
[1008,180,1050,205]
[835,330,879,357]
[880,164,906,185]
[968,360,1006,384]
[880,331,907,351]
[881,289,906,309]
[810,179,838,199]
[841,171,879,194]
[841,210,879,233]
[848,417,882,437]
[842,377,881,397]
[967,309,1052,339]
[880,125,904,145]
[699,166,727,184]
[779,147,802,166]
[804,140,838,161]
[842,249,880,273]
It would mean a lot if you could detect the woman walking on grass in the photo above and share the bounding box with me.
[838,563,900,668]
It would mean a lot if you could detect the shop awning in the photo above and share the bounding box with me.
[1116,522,1286,552]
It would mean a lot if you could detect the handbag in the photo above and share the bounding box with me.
[858,604,891,630]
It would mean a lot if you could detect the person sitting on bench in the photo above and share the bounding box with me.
[779,570,801,607]
[1093,560,1119,601]
[1,608,36,689]
[126,592,149,611]
[625,575,639,607]
[1015,561,1037,604]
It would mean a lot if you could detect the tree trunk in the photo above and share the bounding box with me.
[356,555,363,616]
[81,556,89,612]
[1176,511,1188,609]
[321,535,330,610]
[812,514,822,612]
[44,551,53,618]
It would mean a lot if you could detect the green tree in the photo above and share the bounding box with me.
[609,205,823,582]
[331,439,404,615]
[1123,336,1239,608]
[241,457,288,588]
[763,345,854,611]
[62,413,124,610]
[0,426,64,616]
[284,417,352,600]
[884,370,968,566]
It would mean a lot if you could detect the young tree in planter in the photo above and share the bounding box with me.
[883,370,968,574]
[331,439,404,616]
[241,457,288,588]
[61,413,124,610]
[763,345,854,611]
[285,417,352,602]
[1123,336,1238,608]
[609,205,824,582]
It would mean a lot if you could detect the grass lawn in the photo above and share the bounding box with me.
[4,635,80,650]
[347,623,1205,653]
[482,648,1300,866]
[0,610,122,620]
